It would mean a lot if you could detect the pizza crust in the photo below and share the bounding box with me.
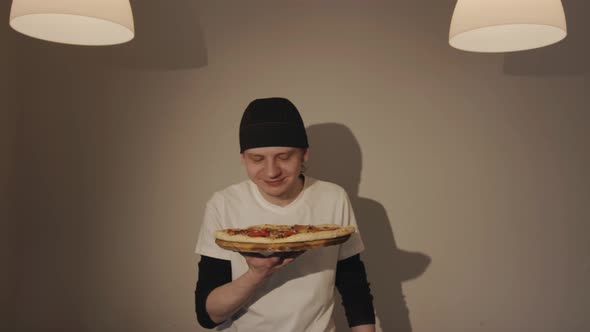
[214,224,356,244]
[215,235,352,253]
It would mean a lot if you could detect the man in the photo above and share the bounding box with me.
[195,97,375,331]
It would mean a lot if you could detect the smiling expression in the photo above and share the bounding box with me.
[241,146,309,206]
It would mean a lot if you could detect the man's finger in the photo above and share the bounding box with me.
[273,257,296,269]
[242,252,270,258]
[285,250,305,259]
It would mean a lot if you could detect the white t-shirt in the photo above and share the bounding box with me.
[195,177,365,332]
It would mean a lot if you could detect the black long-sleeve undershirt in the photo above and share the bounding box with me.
[194,254,375,329]
[334,254,376,327]
[195,256,232,329]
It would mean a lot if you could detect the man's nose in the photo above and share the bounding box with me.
[265,160,281,178]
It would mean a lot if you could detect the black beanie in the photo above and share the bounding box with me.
[239,97,309,153]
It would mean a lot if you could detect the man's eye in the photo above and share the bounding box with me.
[252,157,263,162]
[277,154,290,160]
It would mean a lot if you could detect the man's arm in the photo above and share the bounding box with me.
[196,252,303,327]
[335,254,376,331]
[350,324,375,332]
[351,324,376,332]
[195,256,231,328]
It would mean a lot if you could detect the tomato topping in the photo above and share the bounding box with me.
[247,228,270,237]
[226,229,240,235]
[282,230,296,237]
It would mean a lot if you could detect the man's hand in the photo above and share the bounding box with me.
[205,251,306,324]
[351,324,376,332]
[243,251,305,280]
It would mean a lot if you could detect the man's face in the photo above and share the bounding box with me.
[241,146,309,205]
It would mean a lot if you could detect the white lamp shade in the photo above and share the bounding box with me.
[449,0,567,52]
[9,0,134,46]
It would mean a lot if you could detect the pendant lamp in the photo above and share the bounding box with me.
[9,0,134,46]
[449,0,567,52]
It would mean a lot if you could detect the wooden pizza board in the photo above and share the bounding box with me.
[215,234,351,253]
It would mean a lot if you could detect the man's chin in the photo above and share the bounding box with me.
[258,183,290,198]
[261,186,285,197]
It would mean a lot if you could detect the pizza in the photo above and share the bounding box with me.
[214,224,355,252]
[215,224,355,243]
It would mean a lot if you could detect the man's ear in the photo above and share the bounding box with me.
[302,148,309,163]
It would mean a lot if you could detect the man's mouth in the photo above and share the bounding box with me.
[264,178,284,186]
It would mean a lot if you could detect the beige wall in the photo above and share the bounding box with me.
[1,5,19,330]
[4,1,589,331]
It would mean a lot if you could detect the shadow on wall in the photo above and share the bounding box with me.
[306,123,431,332]
[8,0,207,70]
[503,0,589,76]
